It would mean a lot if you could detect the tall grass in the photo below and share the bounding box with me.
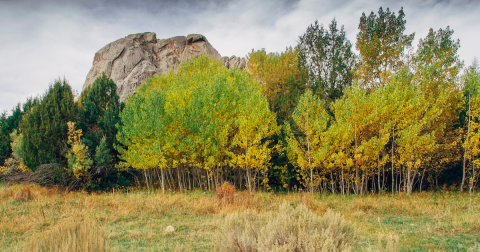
[1,183,480,251]
[214,202,357,252]
[25,218,108,252]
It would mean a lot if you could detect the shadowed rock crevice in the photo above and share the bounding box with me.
[83,32,246,101]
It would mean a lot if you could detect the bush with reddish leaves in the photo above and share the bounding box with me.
[215,182,235,205]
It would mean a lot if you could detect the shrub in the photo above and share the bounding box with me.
[216,182,235,205]
[214,202,357,252]
[0,163,65,187]
[25,218,109,252]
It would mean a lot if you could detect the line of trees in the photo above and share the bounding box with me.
[1,7,479,194]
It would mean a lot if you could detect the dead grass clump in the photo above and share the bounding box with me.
[355,201,373,212]
[216,182,235,205]
[14,186,33,202]
[214,202,357,252]
[235,191,254,208]
[0,186,14,200]
[25,218,109,252]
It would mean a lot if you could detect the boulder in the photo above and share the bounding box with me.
[165,225,175,232]
[83,32,246,101]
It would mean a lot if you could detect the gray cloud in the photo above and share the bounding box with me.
[1,0,479,113]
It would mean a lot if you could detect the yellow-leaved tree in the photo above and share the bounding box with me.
[287,89,330,193]
[66,122,92,182]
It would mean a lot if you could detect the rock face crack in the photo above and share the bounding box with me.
[133,58,144,68]
[83,32,246,102]
[109,47,125,78]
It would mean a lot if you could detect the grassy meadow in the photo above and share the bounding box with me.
[1,183,480,251]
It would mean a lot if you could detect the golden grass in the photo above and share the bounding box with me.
[25,218,108,252]
[1,183,480,251]
[214,202,356,252]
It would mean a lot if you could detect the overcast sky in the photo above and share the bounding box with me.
[1,0,479,113]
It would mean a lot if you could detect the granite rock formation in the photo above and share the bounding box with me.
[83,32,246,101]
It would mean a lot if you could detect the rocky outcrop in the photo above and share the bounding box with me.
[83,32,246,101]
[222,56,247,69]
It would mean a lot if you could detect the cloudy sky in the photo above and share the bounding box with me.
[1,0,479,113]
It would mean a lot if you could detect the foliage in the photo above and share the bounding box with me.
[1,6,478,193]
[94,136,112,168]
[0,98,35,166]
[462,60,480,192]
[356,7,414,88]
[77,72,121,156]
[117,55,277,191]
[247,47,305,124]
[20,79,76,170]
[298,19,356,103]
[76,73,125,191]
[215,182,235,205]
[65,122,93,181]
[287,89,330,192]
[247,48,305,190]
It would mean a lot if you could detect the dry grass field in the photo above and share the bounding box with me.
[1,183,480,251]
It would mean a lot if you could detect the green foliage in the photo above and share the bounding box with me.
[9,130,24,161]
[356,7,414,88]
[299,19,356,103]
[20,79,76,170]
[117,55,277,191]
[287,89,330,192]
[462,60,480,192]
[0,99,35,166]
[78,72,121,156]
[0,113,10,165]
[95,136,112,168]
[1,7,477,193]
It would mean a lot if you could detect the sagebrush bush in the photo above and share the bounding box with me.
[25,218,109,252]
[214,202,356,252]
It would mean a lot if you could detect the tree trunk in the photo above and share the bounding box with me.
[306,115,313,193]
[391,127,395,193]
[462,94,471,192]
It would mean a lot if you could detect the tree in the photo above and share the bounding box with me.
[462,60,480,192]
[247,48,305,190]
[0,112,10,165]
[117,56,277,191]
[356,7,414,88]
[0,99,35,165]
[414,26,463,189]
[95,136,112,169]
[20,79,76,169]
[287,89,330,192]
[330,84,374,194]
[230,79,277,192]
[117,82,169,191]
[395,88,439,194]
[78,72,121,157]
[247,47,305,124]
[298,19,356,103]
[66,122,93,181]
